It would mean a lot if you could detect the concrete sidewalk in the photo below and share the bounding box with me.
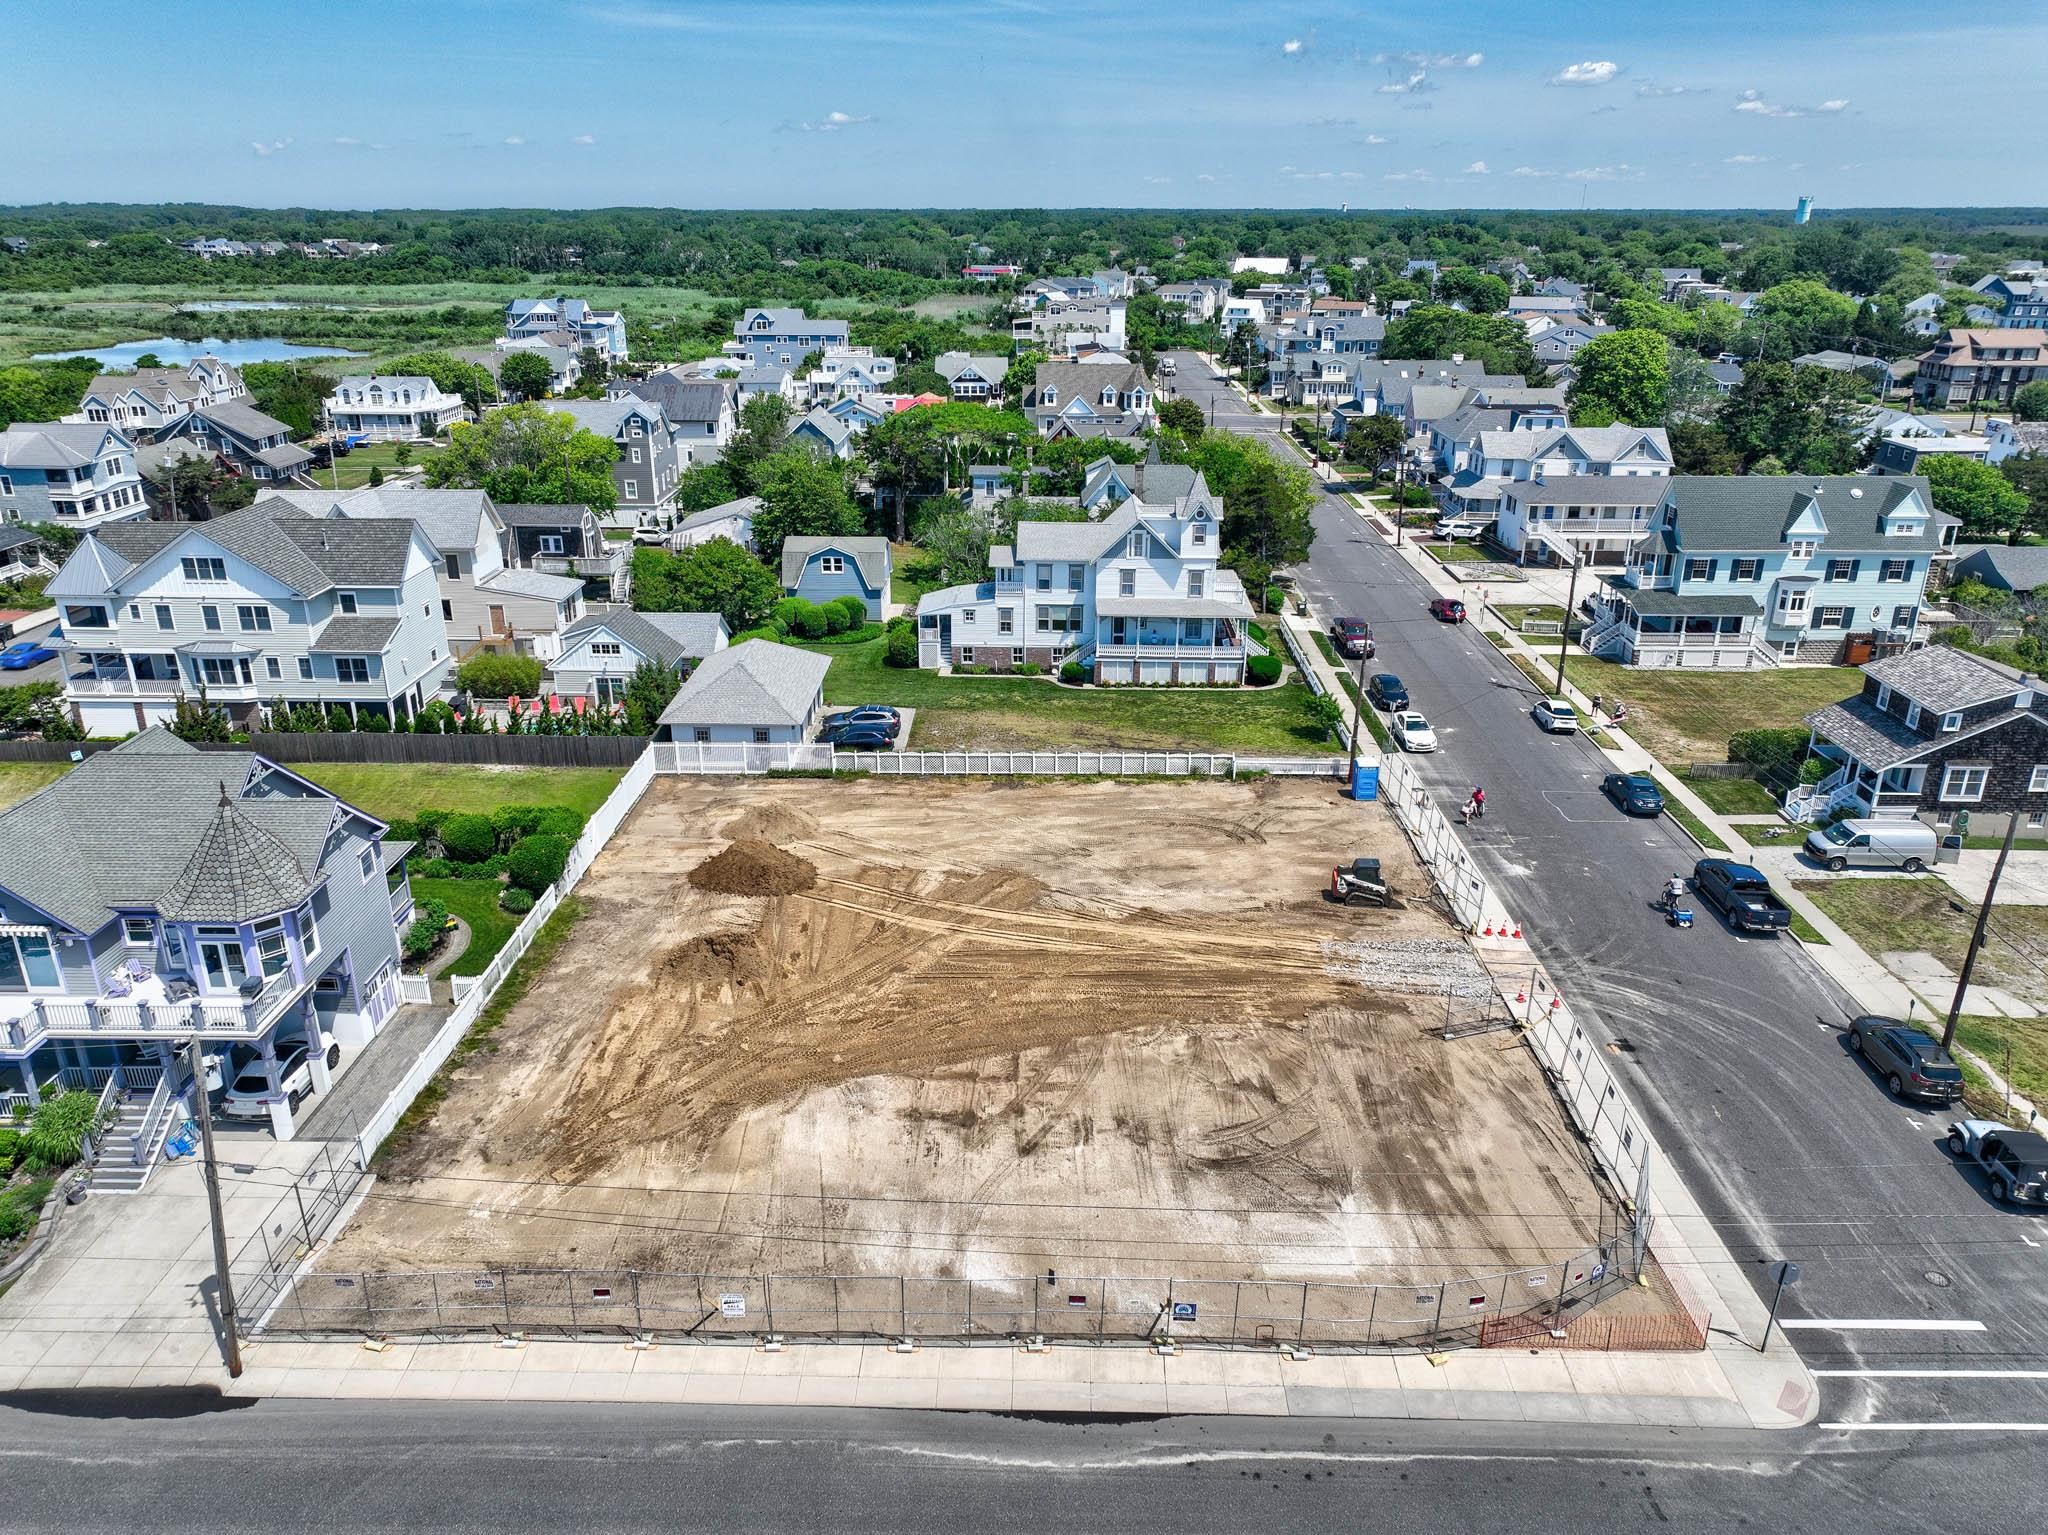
[23,1332,1796,1428]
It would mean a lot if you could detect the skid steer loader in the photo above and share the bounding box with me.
[1329,857,1392,907]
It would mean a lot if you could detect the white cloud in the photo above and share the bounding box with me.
[1144,175,1171,185]
[1550,60,1620,86]
[572,133,598,145]
[1376,49,1483,69]
[251,137,291,158]
[503,135,526,146]
[1382,168,1434,182]
[1566,163,1641,181]
[802,110,872,132]
[1464,160,1490,175]
[1509,166,1558,178]
[1735,89,1849,119]
[1195,173,1218,183]
[333,136,361,147]
[1724,154,1771,165]
[1635,81,1694,98]
[1282,38,1303,55]
[1364,133,1389,145]
[1378,70,1430,95]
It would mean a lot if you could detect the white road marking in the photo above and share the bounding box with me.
[1780,1319,1987,1332]
[1820,1422,2048,1432]
[2022,1234,2041,1248]
[1812,1369,2048,1379]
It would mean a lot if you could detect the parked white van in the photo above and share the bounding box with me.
[1804,817,1939,873]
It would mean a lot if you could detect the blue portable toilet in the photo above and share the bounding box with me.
[1350,759,1379,801]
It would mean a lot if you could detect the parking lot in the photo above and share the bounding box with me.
[328,776,1617,1286]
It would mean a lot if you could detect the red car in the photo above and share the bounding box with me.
[1429,597,1468,623]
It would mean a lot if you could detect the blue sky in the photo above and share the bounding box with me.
[13,0,2044,210]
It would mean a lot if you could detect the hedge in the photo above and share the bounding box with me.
[1728,727,1812,773]
[507,833,572,894]
[439,812,498,863]
[1246,654,1283,685]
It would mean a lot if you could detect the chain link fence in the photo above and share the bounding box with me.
[246,1241,1637,1350]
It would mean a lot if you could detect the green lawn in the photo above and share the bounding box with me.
[1650,774,1732,852]
[309,440,441,491]
[1425,542,1491,564]
[799,636,1341,753]
[0,762,73,811]
[889,541,945,608]
[1683,775,1784,816]
[410,877,520,978]
[287,762,625,822]
[1953,1015,2048,1125]
[1495,604,1567,628]
[1562,658,1860,772]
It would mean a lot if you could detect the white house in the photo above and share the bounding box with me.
[915,464,1251,684]
[670,498,759,552]
[934,352,1010,403]
[654,639,831,744]
[503,298,628,363]
[1454,424,1674,566]
[323,376,468,443]
[548,608,728,707]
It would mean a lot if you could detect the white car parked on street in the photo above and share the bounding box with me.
[218,1033,339,1120]
[1392,710,1438,752]
[1532,698,1579,734]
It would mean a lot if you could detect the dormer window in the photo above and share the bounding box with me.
[1043,387,1057,405]
[1101,388,1117,407]
[1876,684,1891,712]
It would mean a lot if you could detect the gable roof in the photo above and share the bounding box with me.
[656,639,831,730]
[547,398,662,438]
[1953,542,2048,593]
[493,502,594,529]
[84,502,423,592]
[256,486,496,556]
[0,422,126,469]
[1662,475,1948,554]
[561,608,725,670]
[780,535,889,591]
[1028,359,1147,404]
[616,374,732,425]
[788,407,854,449]
[674,496,761,533]
[0,732,354,933]
[934,351,1011,385]
[1862,645,2029,709]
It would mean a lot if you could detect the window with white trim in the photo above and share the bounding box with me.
[1906,702,1921,729]
[590,641,623,657]
[359,846,378,883]
[297,900,319,961]
[1683,557,1716,581]
[1812,606,1848,630]
[181,556,226,582]
[819,554,845,575]
[2029,765,2048,794]
[1941,712,1962,732]
[122,917,154,947]
[1880,558,1912,582]
[1825,558,1859,582]
[338,592,358,615]
[1788,539,1818,560]
[1119,568,1135,597]
[538,535,564,555]
[1875,684,1891,712]
[1188,569,1205,598]
[335,657,370,684]
[265,656,281,679]
[237,604,271,633]
[1940,765,1988,802]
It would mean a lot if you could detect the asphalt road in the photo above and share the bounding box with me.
[1168,353,2048,1434]
[1,1396,2038,1533]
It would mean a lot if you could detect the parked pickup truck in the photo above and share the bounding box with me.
[1691,858,1794,933]
[1947,1120,2048,1206]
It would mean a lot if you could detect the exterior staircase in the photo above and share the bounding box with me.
[88,1075,178,1195]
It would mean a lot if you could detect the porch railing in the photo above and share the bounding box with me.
[4,981,300,1052]
[130,1073,177,1169]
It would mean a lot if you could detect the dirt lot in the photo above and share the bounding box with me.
[331,778,1612,1286]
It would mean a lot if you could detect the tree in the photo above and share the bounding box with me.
[911,501,998,585]
[2001,454,2048,543]
[241,362,338,437]
[498,350,554,401]
[720,394,794,495]
[751,451,862,562]
[1341,413,1405,482]
[1716,361,1864,474]
[1380,305,1538,378]
[132,353,166,370]
[1923,455,2030,542]
[1566,330,1670,427]
[167,689,231,743]
[1222,320,1262,382]
[1668,421,1741,476]
[1739,281,1859,362]
[1662,347,1726,426]
[638,537,782,632]
[1434,268,1511,315]
[367,464,385,487]
[455,652,543,698]
[675,461,742,511]
[621,659,681,735]
[859,409,948,540]
[1175,429,1316,568]
[149,457,226,519]
[425,402,620,512]
[2013,381,2048,423]
[1156,396,1204,438]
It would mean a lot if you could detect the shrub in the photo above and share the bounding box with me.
[1728,727,1812,774]
[500,887,535,914]
[358,709,390,733]
[818,600,852,635]
[1246,654,1283,685]
[23,1090,102,1171]
[491,804,546,841]
[439,812,497,863]
[883,623,919,668]
[415,808,450,834]
[884,613,913,635]
[770,596,809,634]
[506,833,572,894]
[1263,585,1286,613]
[1306,695,1345,740]
[456,652,543,699]
[0,1126,20,1179]
[325,704,354,732]
[731,625,781,644]
[402,897,449,962]
[831,595,869,630]
[1060,660,1084,684]
[787,601,830,640]
[1016,662,1042,676]
[534,807,587,840]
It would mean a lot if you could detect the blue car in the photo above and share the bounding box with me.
[0,640,56,671]
[819,720,896,749]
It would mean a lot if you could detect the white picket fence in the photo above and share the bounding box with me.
[651,742,834,775]
[349,749,659,1168]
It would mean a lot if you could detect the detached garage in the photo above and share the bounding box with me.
[654,639,831,745]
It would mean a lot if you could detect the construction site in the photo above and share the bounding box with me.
[324,777,1618,1296]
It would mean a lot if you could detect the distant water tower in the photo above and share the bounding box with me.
[1794,195,1813,225]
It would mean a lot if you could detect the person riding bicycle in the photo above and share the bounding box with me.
[1663,872,1686,909]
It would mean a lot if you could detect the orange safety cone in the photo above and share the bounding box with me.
[1482,922,1494,937]
[1549,995,1562,1012]
[1513,987,1527,1004]
[1511,925,1523,939]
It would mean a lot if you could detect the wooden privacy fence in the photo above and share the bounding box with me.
[0,734,650,767]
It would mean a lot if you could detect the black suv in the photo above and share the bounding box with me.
[1850,1016,1965,1103]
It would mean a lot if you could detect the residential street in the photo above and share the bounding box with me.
[0,1397,2037,1533]
[1168,352,2048,1436]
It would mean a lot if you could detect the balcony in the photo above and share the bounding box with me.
[0,969,308,1056]
[530,547,626,582]
[67,674,184,698]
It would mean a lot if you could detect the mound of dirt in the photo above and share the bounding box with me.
[688,838,818,898]
[655,929,771,989]
[720,801,820,846]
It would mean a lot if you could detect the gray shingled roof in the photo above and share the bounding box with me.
[1807,696,1970,772]
[780,536,889,591]
[656,639,831,730]
[156,788,319,923]
[1862,645,2027,708]
[88,502,421,592]
[1502,477,1668,507]
[310,615,401,652]
[195,399,294,443]
[674,496,760,533]
[1665,475,1950,555]
[259,487,496,556]
[560,609,725,670]
[1952,543,2048,593]
[493,503,593,529]
[0,422,124,469]
[0,731,350,933]
[617,375,732,425]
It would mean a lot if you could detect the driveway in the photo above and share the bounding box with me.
[1168,351,2048,1433]
[0,655,61,690]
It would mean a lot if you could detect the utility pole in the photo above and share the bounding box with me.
[186,1034,243,1378]
[1346,652,1366,779]
[1554,554,1581,696]
[1943,810,2022,1051]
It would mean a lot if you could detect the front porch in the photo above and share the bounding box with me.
[1583,584,1768,670]
[1783,698,1935,824]
[1091,607,1251,686]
